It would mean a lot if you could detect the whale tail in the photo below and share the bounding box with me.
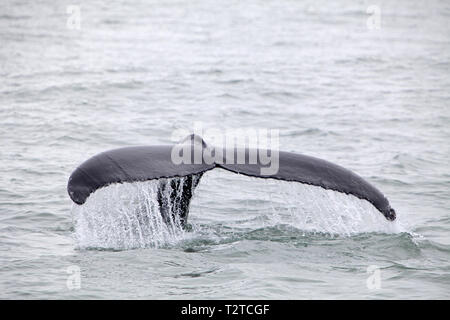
[67,134,396,223]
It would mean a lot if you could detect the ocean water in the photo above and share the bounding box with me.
[1,0,449,299]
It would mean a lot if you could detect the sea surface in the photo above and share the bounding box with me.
[0,0,449,299]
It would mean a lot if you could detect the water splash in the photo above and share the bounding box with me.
[71,176,199,250]
[261,180,404,235]
[191,170,405,236]
[71,170,405,251]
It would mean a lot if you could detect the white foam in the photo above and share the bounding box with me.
[71,177,194,250]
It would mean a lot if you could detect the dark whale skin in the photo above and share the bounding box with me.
[68,141,396,221]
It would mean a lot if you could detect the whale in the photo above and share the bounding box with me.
[67,134,396,225]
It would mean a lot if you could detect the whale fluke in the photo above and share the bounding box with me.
[68,135,396,222]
